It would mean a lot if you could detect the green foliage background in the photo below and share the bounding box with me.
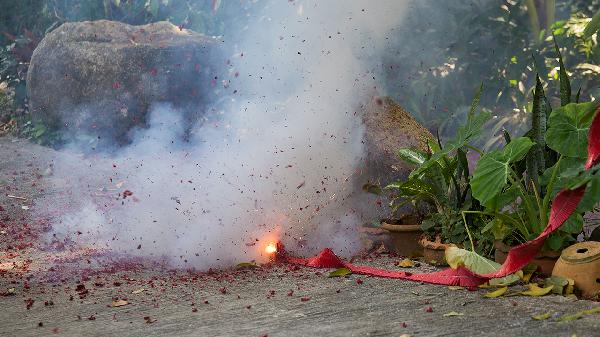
[0,0,599,146]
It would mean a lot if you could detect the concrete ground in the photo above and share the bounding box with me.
[1,136,599,337]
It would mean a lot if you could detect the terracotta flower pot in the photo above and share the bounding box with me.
[494,240,560,276]
[419,236,452,266]
[380,218,423,257]
[552,241,600,297]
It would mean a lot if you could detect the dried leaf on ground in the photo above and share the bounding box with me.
[545,276,574,295]
[532,312,553,320]
[111,299,129,307]
[131,288,146,294]
[397,259,414,268]
[556,307,600,321]
[520,284,554,297]
[328,267,352,278]
[484,286,508,298]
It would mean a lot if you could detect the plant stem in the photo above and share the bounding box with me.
[461,211,476,252]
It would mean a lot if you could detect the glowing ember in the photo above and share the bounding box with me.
[265,243,277,254]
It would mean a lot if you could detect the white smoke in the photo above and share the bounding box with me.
[43,1,411,269]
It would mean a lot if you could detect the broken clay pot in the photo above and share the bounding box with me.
[552,241,600,297]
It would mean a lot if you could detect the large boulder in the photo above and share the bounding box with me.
[361,96,433,187]
[27,20,219,143]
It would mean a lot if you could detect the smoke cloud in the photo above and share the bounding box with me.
[40,1,412,270]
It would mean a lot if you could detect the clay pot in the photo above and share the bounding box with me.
[552,241,600,297]
[380,218,423,257]
[419,236,452,266]
[494,241,560,276]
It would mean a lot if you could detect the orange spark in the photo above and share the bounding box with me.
[265,243,277,254]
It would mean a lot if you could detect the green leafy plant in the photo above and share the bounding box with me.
[381,87,495,255]
[469,41,600,251]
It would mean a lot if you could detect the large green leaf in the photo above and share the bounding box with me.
[546,102,599,157]
[584,9,600,38]
[470,137,534,207]
[445,246,521,285]
[559,213,583,234]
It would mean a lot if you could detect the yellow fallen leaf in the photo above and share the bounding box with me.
[556,307,600,321]
[520,284,554,297]
[131,288,146,294]
[484,286,508,298]
[0,262,14,271]
[443,311,464,317]
[397,259,414,268]
[521,272,534,283]
[532,312,553,320]
[111,299,129,307]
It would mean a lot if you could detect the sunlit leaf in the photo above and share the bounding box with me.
[397,148,428,166]
[445,246,521,285]
[546,102,599,157]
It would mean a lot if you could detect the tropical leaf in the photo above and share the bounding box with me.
[546,102,599,157]
[583,9,600,38]
[470,137,535,207]
[553,38,571,106]
[445,246,521,285]
[397,148,428,166]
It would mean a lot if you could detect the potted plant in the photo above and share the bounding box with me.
[467,41,600,274]
[383,88,495,264]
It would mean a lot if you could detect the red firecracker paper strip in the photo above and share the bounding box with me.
[280,108,600,286]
